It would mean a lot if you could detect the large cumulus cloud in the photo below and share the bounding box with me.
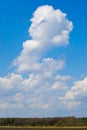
[1,5,87,117]
[13,5,73,73]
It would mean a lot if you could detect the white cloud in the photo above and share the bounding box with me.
[0,72,87,116]
[0,5,81,117]
[65,77,87,100]
[51,81,68,90]
[62,100,80,109]
[29,5,73,47]
[54,74,71,81]
[0,73,23,91]
[0,72,71,115]
[13,5,73,73]
[60,77,87,109]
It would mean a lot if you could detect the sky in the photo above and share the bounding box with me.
[0,0,87,117]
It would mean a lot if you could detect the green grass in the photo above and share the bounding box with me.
[0,126,87,129]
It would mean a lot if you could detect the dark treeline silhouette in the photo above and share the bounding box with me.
[0,117,87,126]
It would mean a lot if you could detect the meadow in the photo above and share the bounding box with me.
[0,128,87,130]
[0,127,87,130]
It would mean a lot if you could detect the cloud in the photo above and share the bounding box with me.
[29,5,72,46]
[0,72,87,116]
[64,77,87,100]
[60,77,87,109]
[0,73,23,91]
[13,5,73,73]
[0,72,72,117]
[2,5,85,117]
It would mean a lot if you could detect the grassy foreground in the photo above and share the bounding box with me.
[0,126,87,129]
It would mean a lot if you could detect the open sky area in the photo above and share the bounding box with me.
[0,0,87,117]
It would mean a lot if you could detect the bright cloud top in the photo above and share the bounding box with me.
[29,5,73,46]
[13,5,73,73]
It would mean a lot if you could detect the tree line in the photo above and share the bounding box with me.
[0,117,87,126]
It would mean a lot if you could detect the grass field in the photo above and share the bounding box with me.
[0,127,87,130]
[0,128,87,130]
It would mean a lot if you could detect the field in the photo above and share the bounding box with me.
[0,127,87,130]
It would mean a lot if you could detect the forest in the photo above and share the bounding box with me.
[0,117,87,126]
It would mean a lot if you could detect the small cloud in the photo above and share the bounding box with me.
[60,77,87,109]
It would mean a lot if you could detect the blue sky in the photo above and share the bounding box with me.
[0,0,87,117]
